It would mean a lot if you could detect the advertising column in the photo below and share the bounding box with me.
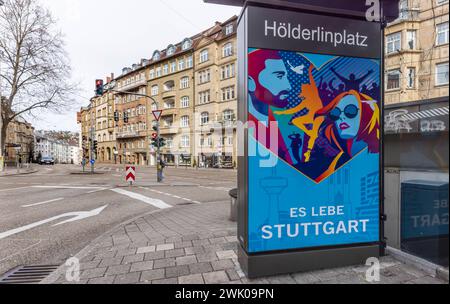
[238,4,384,278]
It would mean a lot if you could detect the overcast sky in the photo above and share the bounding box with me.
[31,0,241,132]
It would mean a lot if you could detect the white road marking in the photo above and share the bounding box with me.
[0,205,108,240]
[111,188,172,209]
[86,188,109,194]
[0,186,30,193]
[32,186,103,190]
[139,187,201,205]
[22,198,64,208]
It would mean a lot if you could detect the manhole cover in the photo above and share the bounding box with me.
[0,265,59,284]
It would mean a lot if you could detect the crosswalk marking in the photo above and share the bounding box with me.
[111,188,172,209]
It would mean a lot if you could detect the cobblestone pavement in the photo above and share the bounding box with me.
[52,202,446,285]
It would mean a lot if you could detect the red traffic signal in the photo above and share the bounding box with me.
[152,133,158,140]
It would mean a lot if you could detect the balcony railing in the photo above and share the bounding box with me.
[117,131,141,139]
[118,78,147,92]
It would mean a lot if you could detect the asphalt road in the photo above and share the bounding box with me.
[0,164,237,276]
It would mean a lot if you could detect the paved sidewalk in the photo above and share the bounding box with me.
[0,167,37,177]
[50,201,446,285]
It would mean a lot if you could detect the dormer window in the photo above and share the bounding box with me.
[182,39,192,51]
[225,23,234,35]
[167,45,176,56]
[152,51,161,61]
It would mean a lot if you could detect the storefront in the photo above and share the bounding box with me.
[384,97,449,267]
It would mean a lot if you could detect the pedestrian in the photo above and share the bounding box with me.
[158,159,166,182]
[18,156,23,168]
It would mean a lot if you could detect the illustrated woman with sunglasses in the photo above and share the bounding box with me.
[314,90,380,183]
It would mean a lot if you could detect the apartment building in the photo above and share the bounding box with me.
[4,116,34,164]
[385,0,449,106]
[193,18,238,168]
[146,38,196,167]
[79,17,238,168]
[94,83,117,164]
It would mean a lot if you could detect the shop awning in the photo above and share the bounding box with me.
[385,99,449,134]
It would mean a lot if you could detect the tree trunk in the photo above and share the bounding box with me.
[1,119,9,157]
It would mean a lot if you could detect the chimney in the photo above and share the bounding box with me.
[106,76,111,83]
[111,73,114,80]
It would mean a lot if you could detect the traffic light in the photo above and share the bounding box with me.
[114,111,119,122]
[93,140,98,150]
[124,112,129,124]
[151,136,166,148]
[95,79,104,96]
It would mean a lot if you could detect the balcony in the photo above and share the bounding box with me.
[118,78,147,92]
[160,127,179,135]
[117,131,143,139]
[162,89,176,99]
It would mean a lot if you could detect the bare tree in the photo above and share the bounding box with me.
[0,0,74,155]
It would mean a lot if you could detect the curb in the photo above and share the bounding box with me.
[386,246,448,280]
[0,169,38,177]
[40,202,201,284]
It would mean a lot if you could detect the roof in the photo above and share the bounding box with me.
[114,16,238,81]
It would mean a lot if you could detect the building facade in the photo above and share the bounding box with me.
[4,116,34,164]
[79,17,238,168]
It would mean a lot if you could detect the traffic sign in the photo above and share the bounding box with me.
[126,166,136,184]
[152,110,163,121]
[90,159,95,165]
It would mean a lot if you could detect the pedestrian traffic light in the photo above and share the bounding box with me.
[114,111,119,122]
[95,79,104,96]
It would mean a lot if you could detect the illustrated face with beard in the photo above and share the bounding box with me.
[255,59,292,109]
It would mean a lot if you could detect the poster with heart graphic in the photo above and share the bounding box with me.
[247,48,381,253]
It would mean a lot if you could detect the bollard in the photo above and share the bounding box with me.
[229,188,238,222]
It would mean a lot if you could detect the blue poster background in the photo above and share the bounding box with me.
[247,49,381,253]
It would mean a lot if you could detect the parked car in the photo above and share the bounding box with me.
[40,157,55,165]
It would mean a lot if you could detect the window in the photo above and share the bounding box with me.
[201,112,209,125]
[223,110,234,122]
[180,135,190,148]
[151,103,158,111]
[182,39,191,50]
[386,32,401,54]
[151,85,159,96]
[180,115,190,128]
[225,23,234,35]
[222,43,233,57]
[186,56,193,68]
[164,100,175,109]
[170,61,176,73]
[163,64,169,75]
[198,90,210,104]
[156,67,162,77]
[178,59,185,71]
[221,63,235,80]
[200,136,212,147]
[436,22,449,46]
[406,67,416,89]
[166,137,173,148]
[221,86,236,101]
[153,51,160,61]
[436,62,449,86]
[180,96,190,108]
[198,69,211,84]
[200,50,209,63]
[406,30,416,50]
[386,69,401,90]
[180,77,189,89]
[167,45,176,56]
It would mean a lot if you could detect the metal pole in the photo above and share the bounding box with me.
[157,121,161,183]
